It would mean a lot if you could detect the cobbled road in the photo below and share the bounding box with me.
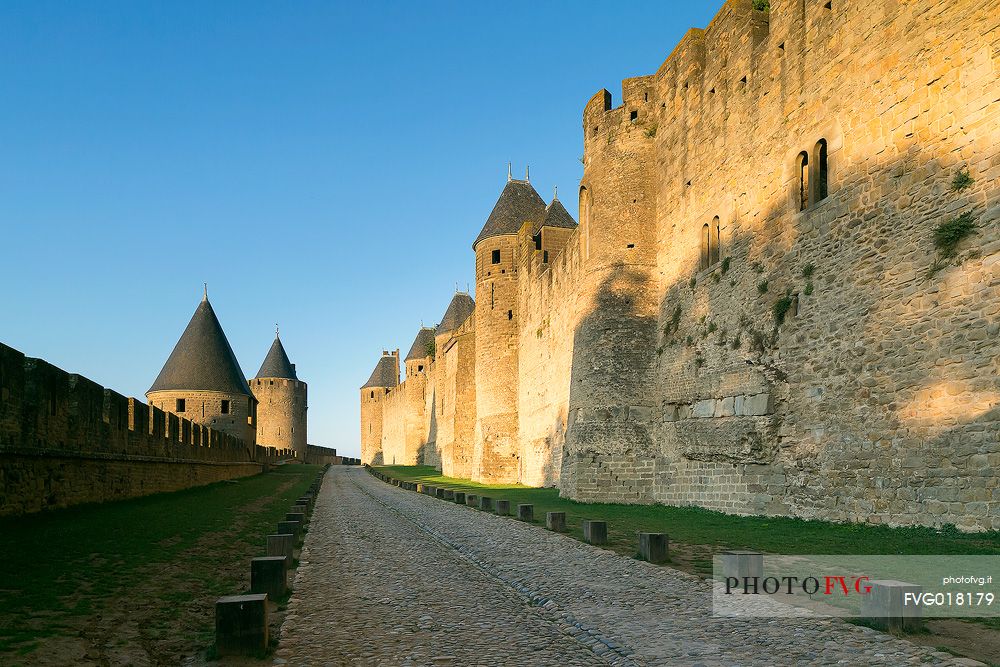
[274,467,976,667]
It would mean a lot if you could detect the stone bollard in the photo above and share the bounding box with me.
[444,489,455,501]
[453,492,466,504]
[495,500,510,516]
[285,512,306,524]
[277,520,301,540]
[416,483,425,494]
[517,504,534,522]
[216,594,268,656]
[546,512,566,532]
[466,494,478,507]
[479,496,493,511]
[250,556,288,600]
[860,580,923,632]
[436,488,446,499]
[582,520,608,545]
[720,550,763,580]
[637,532,669,564]
[266,533,294,562]
[425,485,437,496]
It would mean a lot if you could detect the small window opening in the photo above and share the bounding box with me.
[823,1,831,8]
[543,250,549,262]
[507,310,513,320]
[797,151,810,211]
[815,139,829,202]
[269,380,273,385]
[370,391,374,399]
[627,243,635,249]
[710,216,721,265]
[533,233,541,250]
[491,249,500,264]
[644,92,648,102]
[417,365,423,372]
[592,126,598,136]
[740,75,747,84]
[700,223,711,270]
[686,180,692,187]
[630,110,638,121]
[709,87,715,94]
[221,400,230,415]
[176,398,185,413]
[683,81,688,89]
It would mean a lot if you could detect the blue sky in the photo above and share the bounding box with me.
[0,1,718,456]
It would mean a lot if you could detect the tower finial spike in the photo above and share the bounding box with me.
[553,185,558,200]
[203,283,208,301]
[276,323,280,339]
[507,162,512,182]
[525,165,530,182]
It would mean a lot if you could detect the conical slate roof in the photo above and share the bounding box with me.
[436,292,475,336]
[404,327,436,361]
[539,197,578,231]
[255,336,297,380]
[148,297,252,397]
[473,179,547,249]
[361,355,399,389]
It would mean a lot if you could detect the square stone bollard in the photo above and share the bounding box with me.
[250,556,288,600]
[582,520,608,545]
[216,594,268,656]
[444,489,455,500]
[453,492,466,504]
[424,485,437,496]
[479,496,493,511]
[286,512,306,524]
[546,512,567,532]
[466,494,478,507]
[277,520,301,540]
[860,580,923,632]
[495,500,510,515]
[416,483,425,494]
[638,532,669,564]
[436,488,446,499]
[266,533,294,562]
[720,550,763,580]
[517,504,534,522]
[293,502,308,514]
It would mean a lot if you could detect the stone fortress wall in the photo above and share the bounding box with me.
[366,0,999,530]
[0,343,293,516]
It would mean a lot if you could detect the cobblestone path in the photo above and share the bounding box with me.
[275,467,975,666]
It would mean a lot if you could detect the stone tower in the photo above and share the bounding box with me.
[404,327,436,380]
[359,350,399,465]
[251,333,307,460]
[147,293,257,444]
[472,173,546,483]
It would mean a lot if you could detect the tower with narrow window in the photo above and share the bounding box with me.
[472,171,546,483]
[251,333,307,459]
[147,292,257,444]
[359,350,399,465]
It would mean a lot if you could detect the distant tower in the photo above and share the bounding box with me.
[251,333,307,459]
[471,175,546,482]
[403,327,436,379]
[147,293,257,444]
[360,350,399,465]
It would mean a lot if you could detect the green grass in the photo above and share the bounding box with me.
[374,465,1000,559]
[0,464,322,660]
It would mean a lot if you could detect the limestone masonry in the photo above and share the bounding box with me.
[363,0,999,530]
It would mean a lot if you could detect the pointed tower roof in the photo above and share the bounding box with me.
[255,335,298,380]
[148,296,252,397]
[436,292,475,336]
[404,327,437,361]
[361,354,399,389]
[473,179,547,249]
[539,197,578,231]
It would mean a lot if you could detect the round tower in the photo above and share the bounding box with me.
[147,293,257,444]
[251,333,307,460]
[359,350,399,465]
[472,171,546,483]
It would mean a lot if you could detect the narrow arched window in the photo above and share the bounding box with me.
[579,186,591,259]
[815,139,828,202]
[797,151,809,211]
[700,223,711,269]
[710,216,721,266]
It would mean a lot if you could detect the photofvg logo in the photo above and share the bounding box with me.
[724,575,871,596]
[711,555,1000,619]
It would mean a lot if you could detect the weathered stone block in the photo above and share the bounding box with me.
[444,489,455,500]
[693,399,716,418]
[277,520,300,539]
[285,512,305,524]
[215,594,268,657]
[742,392,773,416]
[716,396,736,417]
[860,580,923,632]
[415,483,425,493]
[495,500,510,515]
[638,532,669,564]
[453,491,466,504]
[518,504,534,521]
[436,487,446,499]
[582,520,608,545]
[546,512,566,532]
[479,496,493,511]
[266,533,294,562]
[720,550,763,579]
[250,556,287,600]
[466,494,478,506]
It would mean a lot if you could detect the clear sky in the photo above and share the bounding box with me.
[0,1,718,457]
